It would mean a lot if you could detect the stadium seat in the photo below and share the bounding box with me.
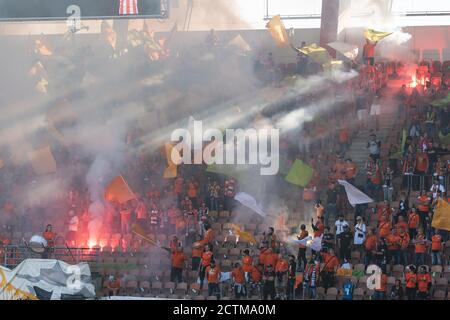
[150,281,162,295]
[353,288,365,300]
[162,281,176,295]
[391,265,404,278]
[434,278,448,291]
[140,280,150,294]
[433,290,446,300]
[175,282,188,296]
[206,296,218,300]
[325,287,338,300]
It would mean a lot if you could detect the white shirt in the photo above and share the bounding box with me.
[335,220,349,235]
[354,223,367,245]
[430,184,445,199]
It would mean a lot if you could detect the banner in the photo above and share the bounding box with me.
[285,159,314,187]
[105,175,136,204]
[364,29,392,42]
[0,259,94,300]
[234,192,266,217]
[266,15,289,48]
[28,146,57,175]
[338,179,373,207]
[298,43,330,64]
[327,41,359,60]
[432,198,450,231]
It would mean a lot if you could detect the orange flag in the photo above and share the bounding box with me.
[266,15,289,48]
[28,146,57,174]
[105,175,136,204]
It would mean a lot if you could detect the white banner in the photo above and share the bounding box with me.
[234,192,266,217]
[338,179,374,207]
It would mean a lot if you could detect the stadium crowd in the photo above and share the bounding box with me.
[1,28,450,300]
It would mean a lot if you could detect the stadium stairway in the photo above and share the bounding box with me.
[347,84,401,187]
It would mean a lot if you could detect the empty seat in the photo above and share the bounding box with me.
[433,290,446,300]
[175,282,188,296]
[150,281,162,295]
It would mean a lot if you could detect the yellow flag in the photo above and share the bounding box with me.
[229,223,257,244]
[163,143,178,179]
[163,165,177,179]
[323,59,343,72]
[298,43,330,64]
[266,15,289,48]
[364,29,392,42]
[29,146,57,175]
[105,175,136,204]
[432,198,450,231]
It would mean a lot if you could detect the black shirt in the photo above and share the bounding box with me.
[339,230,353,248]
[326,189,338,205]
[263,271,276,287]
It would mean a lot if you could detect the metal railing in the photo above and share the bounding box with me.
[402,173,449,193]
[1,245,100,269]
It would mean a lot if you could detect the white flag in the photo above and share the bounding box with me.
[234,192,266,217]
[327,42,359,60]
[338,179,373,207]
[289,234,323,252]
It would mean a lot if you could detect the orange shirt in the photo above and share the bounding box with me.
[265,253,279,269]
[275,259,289,273]
[417,273,431,293]
[364,234,378,251]
[192,243,204,258]
[408,212,420,229]
[242,256,253,272]
[339,129,350,143]
[201,251,213,267]
[378,221,391,238]
[395,221,408,234]
[345,163,358,179]
[43,231,56,244]
[405,272,417,289]
[251,266,261,282]
[417,196,430,212]
[398,233,410,250]
[206,266,221,283]
[415,154,429,172]
[431,235,442,251]
[322,253,340,273]
[415,234,427,253]
[232,267,246,284]
[386,234,400,250]
[363,43,376,58]
[172,251,186,268]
